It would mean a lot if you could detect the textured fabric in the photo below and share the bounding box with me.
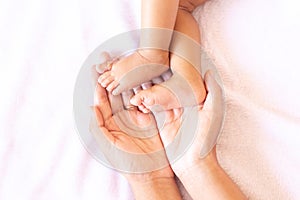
[194,0,300,199]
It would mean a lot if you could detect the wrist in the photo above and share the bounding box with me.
[137,49,169,64]
[174,149,219,180]
[127,171,181,200]
[172,150,246,199]
[125,165,174,184]
[124,166,182,200]
[129,176,175,189]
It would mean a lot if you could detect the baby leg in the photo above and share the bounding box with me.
[130,8,207,112]
[98,0,180,95]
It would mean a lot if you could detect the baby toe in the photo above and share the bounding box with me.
[100,76,114,87]
[98,71,111,83]
[107,80,120,93]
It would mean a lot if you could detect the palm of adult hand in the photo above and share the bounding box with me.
[93,95,162,155]
[90,82,172,177]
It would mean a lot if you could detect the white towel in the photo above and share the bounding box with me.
[193,0,300,199]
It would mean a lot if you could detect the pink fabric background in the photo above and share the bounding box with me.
[0,0,299,199]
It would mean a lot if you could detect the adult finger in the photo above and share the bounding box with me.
[199,70,225,158]
[91,106,115,143]
[94,83,113,121]
[203,70,223,110]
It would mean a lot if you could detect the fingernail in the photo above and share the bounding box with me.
[133,86,142,94]
[112,90,118,96]
[141,81,152,90]
[161,69,173,81]
[152,76,164,84]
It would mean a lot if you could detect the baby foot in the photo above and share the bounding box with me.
[129,30,207,112]
[130,69,207,113]
[98,49,170,95]
[130,84,180,113]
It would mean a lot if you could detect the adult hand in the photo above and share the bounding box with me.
[90,52,174,181]
[158,70,224,176]
[89,53,182,199]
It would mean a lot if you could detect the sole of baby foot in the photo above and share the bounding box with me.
[130,85,181,112]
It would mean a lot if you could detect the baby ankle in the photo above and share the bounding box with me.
[138,49,169,65]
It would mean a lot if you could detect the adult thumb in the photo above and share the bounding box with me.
[199,70,225,158]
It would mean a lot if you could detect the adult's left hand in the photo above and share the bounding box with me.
[90,54,174,181]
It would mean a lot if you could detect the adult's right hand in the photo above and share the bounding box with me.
[158,70,225,176]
